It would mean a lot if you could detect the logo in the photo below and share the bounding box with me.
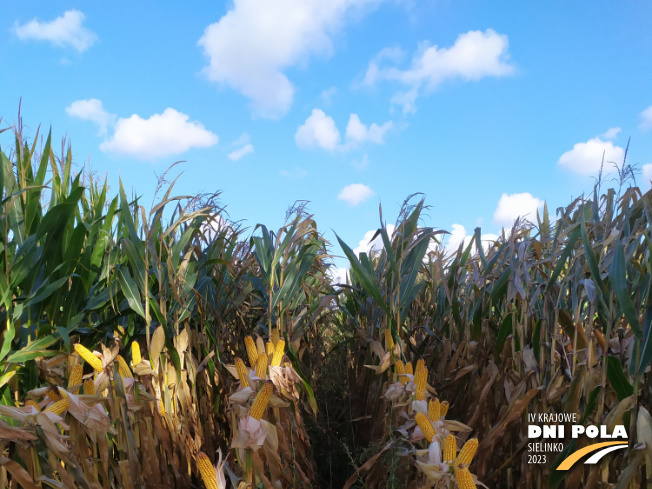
[527,413,628,469]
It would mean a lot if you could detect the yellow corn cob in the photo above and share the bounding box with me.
[46,398,70,416]
[271,340,285,367]
[415,412,435,443]
[25,399,40,411]
[256,336,265,355]
[454,467,477,489]
[255,353,268,378]
[416,358,425,372]
[454,438,478,467]
[443,434,457,464]
[46,388,61,402]
[196,452,218,489]
[132,341,142,365]
[84,379,95,395]
[428,398,440,421]
[67,364,83,394]
[74,344,103,372]
[245,336,258,369]
[249,381,273,420]
[234,357,249,388]
[405,363,413,375]
[384,330,393,351]
[440,401,449,417]
[395,360,405,375]
[272,328,280,348]
[414,366,428,401]
[266,341,274,359]
[116,355,133,378]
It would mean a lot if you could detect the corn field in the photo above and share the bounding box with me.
[0,123,651,489]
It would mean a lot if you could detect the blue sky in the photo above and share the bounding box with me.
[2,1,652,271]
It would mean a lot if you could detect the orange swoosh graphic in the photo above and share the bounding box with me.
[557,441,628,470]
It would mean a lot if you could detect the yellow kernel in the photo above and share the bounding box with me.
[196,452,218,489]
[84,379,95,396]
[443,434,457,464]
[116,355,133,378]
[244,336,258,369]
[415,412,435,443]
[414,366,428,401]
[454,439,478,467]
[46,398,69,416]
[271,340,285,367]
[68,364,83,394]
[249,381,273,420]
[266,341,274,360]
[234,357,249,388]
[255,353,268,378]
[440,401,449,417]
[454,467,477,489]
[272,328,280,348]
[74,344,103,372]
[132,342,142,365]
[428,398,440,421]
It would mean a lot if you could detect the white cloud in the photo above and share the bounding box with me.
[557,137,625,176]
[100,108,218,161]
[14,10,97,52]
[353,224,395,256]
[600,127,621,139]
[363,29,515,113]
[327,267,349,286]
[280,167,308,179]
[338,183,374,206]
[319,87,337,106]
[295,109,341,150]
[231,132,251,147]
[352,153,370,170]
[639,106,652,131]
[345,114,393,145]
[493,193,544,227]
[228,143,254,161]
[66,99,115,135]
[642,164,652,187]
[198,0,382,118]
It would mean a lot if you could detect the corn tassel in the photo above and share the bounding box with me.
[116,355,133,378]
[249,381,273,420]
[132,341,142,365]
[234,357,249,388]
[25,399,39,411]
[454,467,477,489]
[414,366,428,401]
[84,379,95,395]
[68,364,83,394]
[46,398,69,416]
[428,398,440,421]
[197,452,218,489]
[74,344,103,372]
[415,412,435,443]
[440,401,449,417]
[443,434,457,464]
[255,353,268,378]
[245,336,258,368]
[454,438,478,467]
[271,340,285,367]
[272,328,280,347]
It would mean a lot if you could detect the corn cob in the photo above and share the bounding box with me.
[594,329,606,352]
[415,412,435,443]
[25,399,40,411]
[249,381,273,420]
[196,452,218,489]
[266,341,274,360]
[74,344,103,372]
[414,366,428,401]
[68,364,83,394]
[84,379,95,395]
[272,328,280,347]
[132,341,142,365]
[440,401,449,417]
[453,438,478,467]
[428,398,440,421]
[384,330,393,351]
[256,336,265,355]
[46,388,61,402]
[416,358,425,372]
[234,357,249,388]
[245,336,258,368]
[255,353,268,378]
[394,360,405,375]
[405,363,413,375]
[116,355,133,378]
[46,398,70,415]
[454,467,477,489]
[271,340,285,367]
[443,434,457,464]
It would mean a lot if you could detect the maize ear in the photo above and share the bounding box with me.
[266,341,274,359]
[415,412,435,443]
[46,387,61,402]
[234,357,249,388]
[196,452,218,489]
[384,330,393,351]
[245,336,258,369]
[116,355,133,378]
[46,398,70,416]
[272,328,279,347]
[454,438,478,467]
[132,341,142,365]
[440,401,449,417]
[271,340,285,367]
[249,381,273,420]
[414,366,428,401]
[84,379,95,395]
[405,363,413,375]
[428,398,440,421]
[68,364,83,394]
[255,353,268,378]
[395,360,405,375]
[25,399,39,411]
[454,467,477,489]
[74,344,103,372]
[443,434,456,464]
[416,358,425,371]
